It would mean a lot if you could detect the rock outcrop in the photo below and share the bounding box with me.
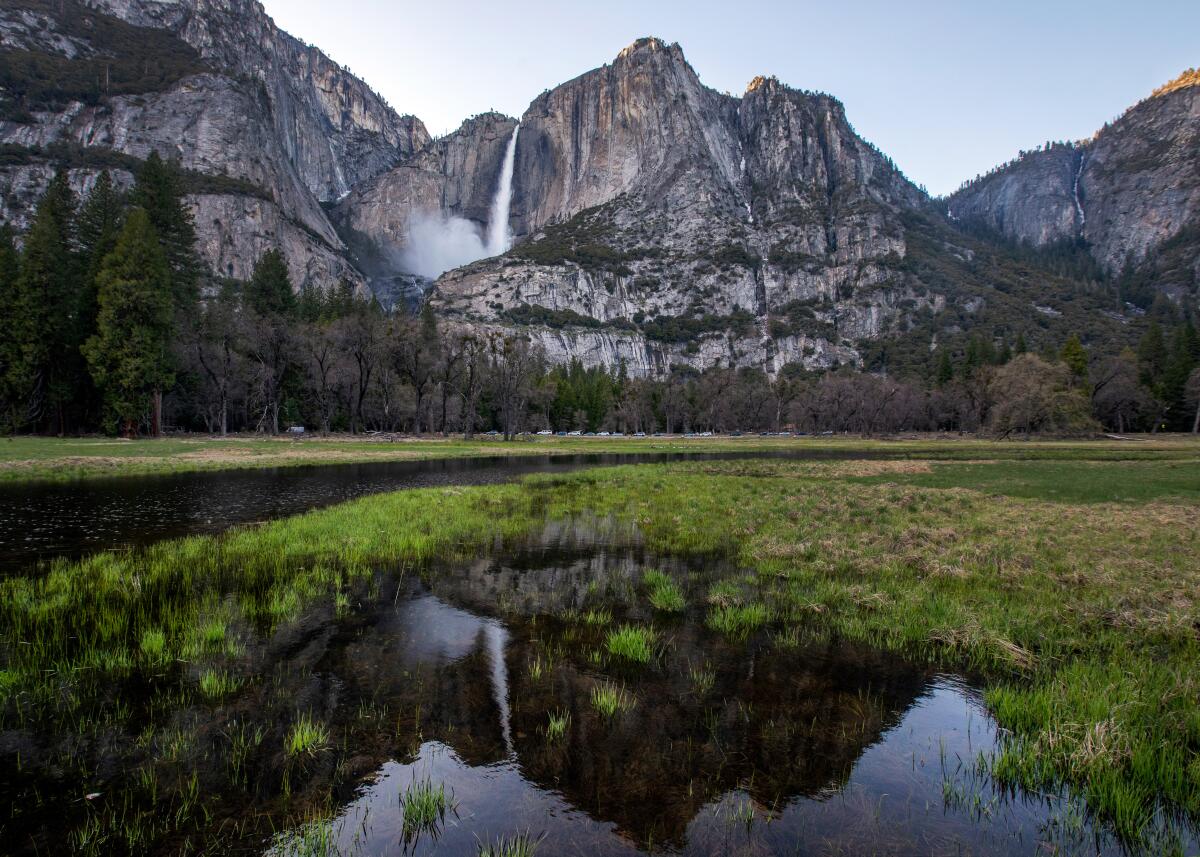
[427,39,1124,377]
[0,0,427,290]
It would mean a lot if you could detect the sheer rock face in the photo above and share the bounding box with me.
[84,0,430,200]
[0,0,427,290]
[428,41,940,376]
[510,38,744,238]
[945,146,1082,248]
[947,79,1200,275]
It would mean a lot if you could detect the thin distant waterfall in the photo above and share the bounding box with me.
[486,125,520,256]
[483,621,515,757]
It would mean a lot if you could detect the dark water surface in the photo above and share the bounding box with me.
[4,516,1186,856]
[256,520,1134,856]
[0,450,868,573]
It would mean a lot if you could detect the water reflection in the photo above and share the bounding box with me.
[265,529,1131,856]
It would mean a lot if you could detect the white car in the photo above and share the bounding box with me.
[567,430,582,436]
[537,430,553,436]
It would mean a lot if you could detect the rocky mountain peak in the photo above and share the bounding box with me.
[947,66,1200,291]
[615,36,676,61]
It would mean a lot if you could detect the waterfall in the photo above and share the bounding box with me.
[486,125,520,256]
[1072,150,1088,231]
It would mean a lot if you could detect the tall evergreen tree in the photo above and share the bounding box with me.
[1060,335,1089,382]
[1162,326,1199,430]
[934,349,954,387]
[0,227,21,431]
[1137,320,1167,388]
[12,174,79,432]
[245,249,296,318]
[133,152,199,311]
[74,172,128,423]
[83,209,175,437]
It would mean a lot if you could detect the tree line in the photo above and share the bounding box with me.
[1,161,1197,438]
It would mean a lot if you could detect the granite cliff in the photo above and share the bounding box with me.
[0,0,427,290]
[1,5,1191,376]
[947,69,1200,300]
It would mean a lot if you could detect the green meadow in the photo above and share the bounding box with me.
[2,433,1198,482]
[0,439,1198,852]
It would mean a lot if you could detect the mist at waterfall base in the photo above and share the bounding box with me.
[399,126,520,280]
[399,212,491,280]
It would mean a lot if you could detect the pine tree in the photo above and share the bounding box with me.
[934,349,954,387]
[77,172,126,287]
[1060,335,1088,381]
[133,152,199,312]
[83,209,176,437]
[1015,333,1028,355]
[0,227,21,431]
[12,176,79,433]
[75,172,127,423]
[245,249,296,317]
[1161,326,1199,430]
[1137,320,1167,388]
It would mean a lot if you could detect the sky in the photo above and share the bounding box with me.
[260,0,1199,197]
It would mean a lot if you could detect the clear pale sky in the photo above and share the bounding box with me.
[260,0,1199,197]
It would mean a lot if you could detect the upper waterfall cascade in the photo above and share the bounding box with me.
[486,125,520,256]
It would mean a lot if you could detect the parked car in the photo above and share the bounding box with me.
[634,431,647,438]
[537,430,553,436]
[598,431,611,437]
[567,430,582,436]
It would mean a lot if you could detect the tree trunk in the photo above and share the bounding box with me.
[1193,400,1199,434]
[151,390,163,438]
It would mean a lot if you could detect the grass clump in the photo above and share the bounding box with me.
[605,624,655,663]
[582,607,613,626]
[689,664,715,696]
[285,714,330,758]
[401,776,450,841]
[707,603,772,639]
[477,831,542,857]
[643,568,685,612]
[591,682,634,718]
[198,670,241,700]
[139,629,168,663]
[545,710,571,743]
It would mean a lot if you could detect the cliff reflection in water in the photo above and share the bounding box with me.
[264,517,1108,856]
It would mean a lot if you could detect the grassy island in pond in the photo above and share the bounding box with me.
[0,441,1198,854]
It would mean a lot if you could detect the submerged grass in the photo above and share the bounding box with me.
[285,714,330,758]
[545,709,571,743]
[591,682,635,718]
[400,776,450,840]
[477,831,542,857]
[643,568,686,613]
[605,625,655,663]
